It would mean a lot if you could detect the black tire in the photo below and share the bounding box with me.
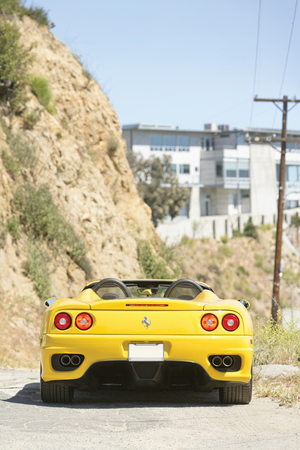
[40,376,74,404]
[219,377,252,405]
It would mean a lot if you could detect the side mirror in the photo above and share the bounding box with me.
[237,299,250,309]
[45,297,57,307]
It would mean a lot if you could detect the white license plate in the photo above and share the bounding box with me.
[128,343,164,362]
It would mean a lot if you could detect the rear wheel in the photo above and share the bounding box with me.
[40,375,74,404]
[219,377,252,404]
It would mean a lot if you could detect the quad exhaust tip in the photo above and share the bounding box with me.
[61,355,71,366]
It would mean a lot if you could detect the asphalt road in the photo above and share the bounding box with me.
[0,368,300,450]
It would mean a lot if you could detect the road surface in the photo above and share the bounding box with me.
[0,368,299,449]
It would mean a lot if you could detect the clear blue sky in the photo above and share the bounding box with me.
[28,0,300,131]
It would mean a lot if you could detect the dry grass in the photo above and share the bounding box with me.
[254,373,300,407]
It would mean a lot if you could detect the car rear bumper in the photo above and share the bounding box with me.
[41,334,253,387]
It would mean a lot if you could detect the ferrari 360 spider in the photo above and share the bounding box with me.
[40,278,253,404]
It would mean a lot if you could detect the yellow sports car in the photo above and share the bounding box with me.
[40,278,253,404]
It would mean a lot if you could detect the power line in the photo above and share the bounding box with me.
[271,0,299,128]
[250,0,262,127]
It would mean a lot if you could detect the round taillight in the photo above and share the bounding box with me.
[75,313,93,330]
[201,314,218,331]
[222,314,239,331]
[55,313,71,330]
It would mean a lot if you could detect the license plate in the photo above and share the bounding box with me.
[128,343,164,362]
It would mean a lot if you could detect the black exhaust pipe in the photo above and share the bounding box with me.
[71,355,81,366]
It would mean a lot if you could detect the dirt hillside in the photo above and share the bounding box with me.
[0,15,157,367]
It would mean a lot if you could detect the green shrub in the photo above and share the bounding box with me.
[220,235,229,244]
[137,240,173,279]
[254,253,264,268]
[22,108,41,129]
[22,240,51,299]
[0,223,7,248]
[243,219,258,240]
[219,245,232,257]
[1,150,20,178]
[7,216,21,240]
[254,318,300,366]
[0,19,33,111]
[237,265,249,276]
[30,76,55,114]
[258,223,272,231]
[0,1,50,26]
[8,134,38,168]
[13,184,92,277]
[291,214,300,228]
[181,235,194,247]
[232,229,243,238]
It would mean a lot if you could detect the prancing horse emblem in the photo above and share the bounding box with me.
[142,316,151,328]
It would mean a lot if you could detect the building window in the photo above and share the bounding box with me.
[225,161,237,177]
[286,165,300,182]
[276,164,280,181]
[171,164,177,173]
[206,139,210,151]
[193,139,198,146]
[178,136,190,152]
[201,138,205,149]
[179,164,190,174]
[150,135,163,151]
[216,162,223,178]
[164,135,176,152]
[238,161,249,178]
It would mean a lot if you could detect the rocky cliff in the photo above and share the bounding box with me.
[0,16,157,367]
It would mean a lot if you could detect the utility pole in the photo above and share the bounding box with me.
[251,96,300,322]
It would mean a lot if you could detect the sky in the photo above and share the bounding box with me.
[27,0,300,132]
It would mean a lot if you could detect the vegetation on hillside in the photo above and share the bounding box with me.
[0,1,49,26]
[127,152,189,227]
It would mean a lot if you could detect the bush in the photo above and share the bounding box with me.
[254,254,263,268]
[0,1,50,26]
[8,133,38,168]
[13,184,92,277]
[30,76,55,114]
[181,235,194,247]
[0,223,7,248]
[220,235,228,244]
[2,150,20,178]
[22,240,51,299]
[7,215,21,240]
[254,318,300,366]
[0,19,33,111]
[219,245,232,257]
[237,265,249,276]
[137,240,173,279]
[22,108,41,129]
[243,219,258,240]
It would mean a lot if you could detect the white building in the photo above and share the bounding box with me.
[123,123,300,226]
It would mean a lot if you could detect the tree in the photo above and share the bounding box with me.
[127,152,189,227]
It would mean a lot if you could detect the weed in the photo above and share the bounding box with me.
[255,254,264,269]
[0,1,50,26]
[107,134,119,156]
[22,108,41,129]
[220,235,229,244]
[7,216,21,240]
[181,235,194,247]
[219,245,232,257]
[0,18,33,112]
[0,224,7,248]
[232,229,243,238]
[22,240,51,299]
[244,219,258,240]
[237,265,249,276]
[1,151,20,178]
[30,76,56,114]
[254,373,300,407]
[258,223,272,231]
[8,134,38,169]
[137,240,180,279]
[253,318,300,366]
